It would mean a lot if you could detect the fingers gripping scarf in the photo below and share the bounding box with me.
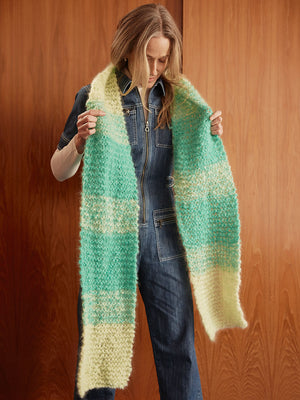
[77,64,247,397]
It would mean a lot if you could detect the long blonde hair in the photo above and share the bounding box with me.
[111,3,182,128]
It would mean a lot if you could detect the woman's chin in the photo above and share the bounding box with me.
[147,78,157,88]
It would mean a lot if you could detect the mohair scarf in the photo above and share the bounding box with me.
[77,64,247,397]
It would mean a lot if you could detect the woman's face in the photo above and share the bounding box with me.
[128,35,170,88]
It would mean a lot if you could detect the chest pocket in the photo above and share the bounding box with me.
[154,108,172,149]
[123,107,138,146]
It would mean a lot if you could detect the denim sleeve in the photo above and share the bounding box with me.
[57,84,91,150]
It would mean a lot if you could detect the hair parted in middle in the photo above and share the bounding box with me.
[111,3,183,128]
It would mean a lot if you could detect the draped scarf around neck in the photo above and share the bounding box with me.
[76,64,247,398]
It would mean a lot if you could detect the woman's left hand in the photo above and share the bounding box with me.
[209,110,223,136]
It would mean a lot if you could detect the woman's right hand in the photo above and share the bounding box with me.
[75,109,106,153]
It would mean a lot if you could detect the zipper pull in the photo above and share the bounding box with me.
[145,120,149,132]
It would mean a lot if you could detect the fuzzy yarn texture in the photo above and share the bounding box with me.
[77,64,248,398]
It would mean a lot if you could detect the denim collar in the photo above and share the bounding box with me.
[116,68,165,96]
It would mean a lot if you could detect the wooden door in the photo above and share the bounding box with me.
[183,0,300,399]
[0,1,180,399]
[1,0,299,399]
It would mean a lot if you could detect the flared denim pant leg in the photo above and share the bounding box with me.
[137,221,203,400]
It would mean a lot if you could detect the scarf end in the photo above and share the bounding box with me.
[76,322,135,398]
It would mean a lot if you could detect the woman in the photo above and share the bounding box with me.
[51,4,247,400]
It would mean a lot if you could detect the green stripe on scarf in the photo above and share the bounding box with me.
[77,64,247,398]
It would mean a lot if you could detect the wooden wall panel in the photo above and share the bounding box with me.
[0,1,181,399]
[183,1,300,399]
[1,0,299,399]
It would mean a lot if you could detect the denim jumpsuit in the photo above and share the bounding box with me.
[59,71,203,400]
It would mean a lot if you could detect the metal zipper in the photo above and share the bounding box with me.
[141,120,149,224]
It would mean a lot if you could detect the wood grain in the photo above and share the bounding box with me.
[0,1,181,399]
[1,0,299,399]
[183,0,300,399]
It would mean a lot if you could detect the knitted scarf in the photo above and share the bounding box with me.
[77,64,247,398]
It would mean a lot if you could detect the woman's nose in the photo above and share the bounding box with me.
[150,60,158,76]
